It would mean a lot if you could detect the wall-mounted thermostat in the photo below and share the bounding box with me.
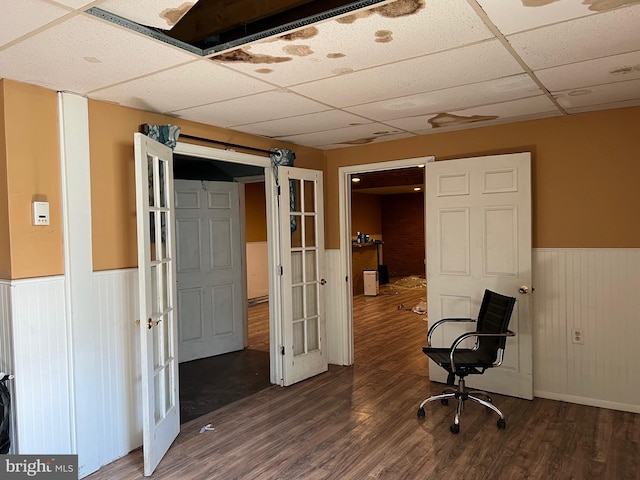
[33,201,50,226]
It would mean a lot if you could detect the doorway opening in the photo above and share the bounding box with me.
[172,153,272,424]
[349,164,429,376]
[338,156,434,372]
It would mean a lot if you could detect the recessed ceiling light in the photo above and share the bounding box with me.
[352,177,361,183]
[417,164,425,168]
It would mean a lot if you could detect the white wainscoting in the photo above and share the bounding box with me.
[0,280,16,453]
[246,242,269,300]
[92,269,142,468]
[10,276,74,454]
[325,250,347,366]
[533,248,640,413]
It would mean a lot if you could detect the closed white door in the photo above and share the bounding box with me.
[133,133,180,476]
[175,179,244,362]
[279,167,327,386]
[426,153,533,400]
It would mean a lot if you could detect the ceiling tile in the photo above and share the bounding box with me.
[345,74,542,121]
[279,123,413,148]
[0,14,196,93]
[212,0,493,87]
[98,0,200,30]
[54,0,99,8]
[232,110,373,138]
[0,0,70,48]
[507,5,640,70]
[290,40,524,107]
[477,0,596,35]
[566,98,640,114]
[553,78,640,109]
[172,90,328,127]
[386,95,560,132]
[90,60,274,112]
[535,50,640,91]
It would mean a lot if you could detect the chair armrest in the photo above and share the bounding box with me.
[448,330,516,371]
[427,318,476,347]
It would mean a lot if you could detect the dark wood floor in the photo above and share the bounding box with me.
[89,281,640,479]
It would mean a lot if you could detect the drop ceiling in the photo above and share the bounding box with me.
[1,0,639,150]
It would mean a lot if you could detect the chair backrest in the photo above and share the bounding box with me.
[475,289,517,363]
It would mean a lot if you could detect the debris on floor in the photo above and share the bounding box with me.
[199,423,215,434]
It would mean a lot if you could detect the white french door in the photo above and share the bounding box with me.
[426,152,533,400]
[134,133,180,476]
[278,167,328,386]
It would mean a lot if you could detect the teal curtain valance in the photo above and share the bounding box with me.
[141,124,182,149]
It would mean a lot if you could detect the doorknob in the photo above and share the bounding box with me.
[147,318,161,329]
[518,286,529,294]
[320,279,327,285]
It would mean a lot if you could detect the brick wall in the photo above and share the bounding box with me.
[381,193,425,277]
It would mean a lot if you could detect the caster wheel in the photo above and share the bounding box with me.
[417,407,425,418]
[450,424,460,434]
[441,399,449,406]
[497,418,506,429]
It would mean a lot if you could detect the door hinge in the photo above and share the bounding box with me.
[280,346,285,355]
[278,265,283,276]
[277,186,281,196]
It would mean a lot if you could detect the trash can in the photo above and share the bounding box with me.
[363,270,379,296]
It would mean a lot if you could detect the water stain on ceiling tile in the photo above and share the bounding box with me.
[255,68,273,74]
[611,64,640,74]
[160,2,196,27]
[428,112,499,128]
[214,49,292,64]
[337,0,425,24]
[342,137,377,144]
[327,53,346,58]
[521,0,559,6]
[568,89,593,96]
[283,45,314,56]
[583,0,640,11]
[332,67,354,75]
[339,130,401,145]
[279,26,319,41]
[375,30,393,43]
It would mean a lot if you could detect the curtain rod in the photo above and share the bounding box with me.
[179,133,272,156]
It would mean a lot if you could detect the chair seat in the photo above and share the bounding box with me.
[423,347,495,370]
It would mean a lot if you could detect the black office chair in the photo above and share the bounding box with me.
[417,289,516,434]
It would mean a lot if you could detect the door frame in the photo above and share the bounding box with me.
[337,156,434,366]
[173,142,283,385]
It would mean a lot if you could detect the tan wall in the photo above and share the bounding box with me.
[351,192,381,238]
[1,80,63,279]
[324,107,640,249]
[0,81,10,279]
[88,99,325,271]
[245,182,267,243]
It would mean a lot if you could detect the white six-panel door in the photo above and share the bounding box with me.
[426,153,533,400]
[174,179,244,363]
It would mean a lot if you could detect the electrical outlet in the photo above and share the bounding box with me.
[572,328,584,345]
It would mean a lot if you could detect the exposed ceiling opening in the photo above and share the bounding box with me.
[90,0,389,54]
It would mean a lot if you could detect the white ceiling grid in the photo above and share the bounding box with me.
[0,0,638,149]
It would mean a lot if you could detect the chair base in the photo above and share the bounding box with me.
[417,378,506,434]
